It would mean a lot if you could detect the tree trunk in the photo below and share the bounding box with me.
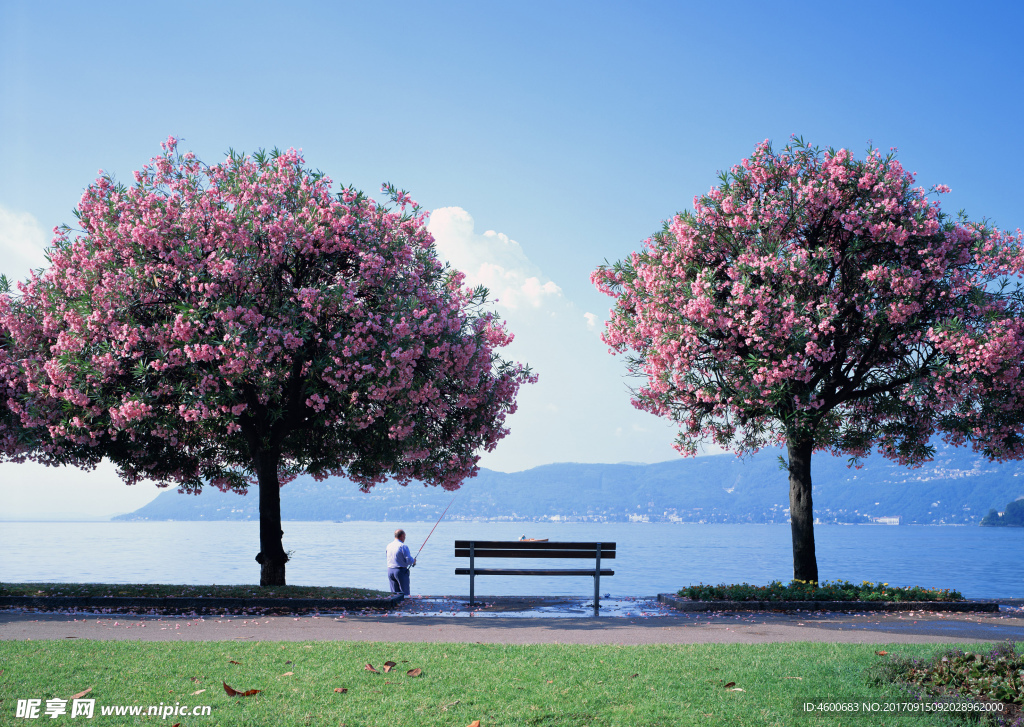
[254,447,288,586]
[787,436,819,584]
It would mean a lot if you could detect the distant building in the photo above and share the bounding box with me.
[873,516,901,525]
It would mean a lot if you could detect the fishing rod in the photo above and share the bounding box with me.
[412,495,457,565]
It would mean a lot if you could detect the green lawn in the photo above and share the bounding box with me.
[0,640,970,726]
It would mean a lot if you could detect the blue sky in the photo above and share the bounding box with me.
[1,0,1022,517]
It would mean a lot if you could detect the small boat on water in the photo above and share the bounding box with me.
[518,536,548,542]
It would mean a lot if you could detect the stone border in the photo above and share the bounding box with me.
[657,593,999,613]
[0,593,404,614]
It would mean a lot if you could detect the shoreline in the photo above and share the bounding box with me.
[2,593,1020,617]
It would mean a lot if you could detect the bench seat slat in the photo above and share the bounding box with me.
[454,541,615,551]
[454,549,616,559]
[455,568,615,576]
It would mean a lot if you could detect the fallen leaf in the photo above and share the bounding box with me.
[282,671,293,677]
[383,661,397,673]
[190,677,201,683]
[191,689,206,696]
[285,660,293,665]
[407,668,422,677]
[729,687,745,692]
[334,688,348,693]
[223,681,260,697]
[875,651,888,656]
[71,688,92,700]
[228,660,241,665]
[468,722,481,727]
[629,673,638,679]
[723,682,736,688]
[546,680,554,684]
[172,724,180,727]
[364,663,379,673]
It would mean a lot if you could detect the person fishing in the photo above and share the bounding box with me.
[386,497,457,596]
[385,501,458,597]
[386,528,416,596]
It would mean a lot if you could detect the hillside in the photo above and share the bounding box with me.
[114,443,1024,524]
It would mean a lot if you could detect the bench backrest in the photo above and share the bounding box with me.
[454,541,616,559]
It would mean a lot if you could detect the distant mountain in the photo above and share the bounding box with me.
[114,443,1024,525]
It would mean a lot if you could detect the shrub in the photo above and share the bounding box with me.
[869,642,1023,725]
[678,579,964,602]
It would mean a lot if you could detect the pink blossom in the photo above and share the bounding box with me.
[0,139,535,585]
[592,135,1024,579]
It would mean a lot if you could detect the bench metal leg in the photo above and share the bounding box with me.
[469,542,475,608]
[594,543,601,616]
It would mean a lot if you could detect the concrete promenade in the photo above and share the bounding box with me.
[3,597,1023,646]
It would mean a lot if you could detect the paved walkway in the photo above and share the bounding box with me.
[3,597,1023,645]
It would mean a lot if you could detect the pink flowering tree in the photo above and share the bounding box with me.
[2,138,534,585]
[593,137,1024,583]
[0,300,26,457]
[1,279,92,468]
[0,301,40,461]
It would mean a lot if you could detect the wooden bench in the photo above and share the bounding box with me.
[454,540,615,614]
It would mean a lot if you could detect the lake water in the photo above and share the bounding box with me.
[1,521,1022,599]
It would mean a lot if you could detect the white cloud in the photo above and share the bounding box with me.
[427,207,679,471]
[429,208,562,310]
[0,204,49,278]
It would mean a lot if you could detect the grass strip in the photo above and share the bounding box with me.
[680,580,965,603]
[0,640,968,726]
[0,582,388,600]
